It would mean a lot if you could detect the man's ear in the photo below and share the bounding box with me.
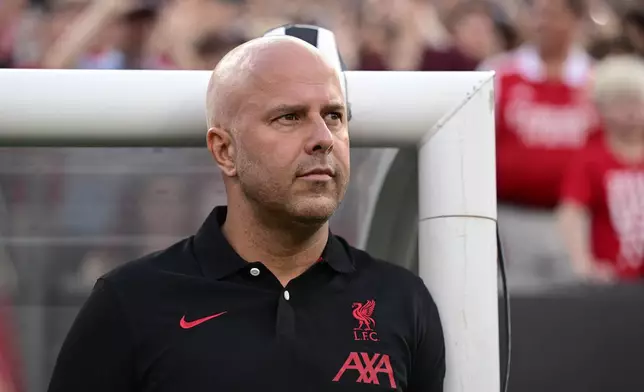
[207,127,237,177]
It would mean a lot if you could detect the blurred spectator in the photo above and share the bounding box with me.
[0,0,249,70]
[481,0,598,208]
[356,0,411,70]
[153,0,246,69]
[437,1,516,69]
[356,0,491,71]
[479,0,600,290]
[622,6,644,58]
[416,1,481,71]
[117,5,158,69]
[0,0,30,67]
[0,259,21,392]
[191,29,247,71]
[42,0,166,69]
[559,54,644,283]
[0,0,19,65]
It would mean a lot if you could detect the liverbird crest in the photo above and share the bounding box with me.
[352,300,376,331]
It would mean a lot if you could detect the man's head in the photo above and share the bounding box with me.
[529,0,586,55]
[446,2,501,62]
[193,30,248,70]
[592,54,644,141]
[206,36,350,226]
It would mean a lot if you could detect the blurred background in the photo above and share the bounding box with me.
[1,0,644,391]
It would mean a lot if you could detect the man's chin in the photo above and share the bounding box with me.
[288,197,338,225]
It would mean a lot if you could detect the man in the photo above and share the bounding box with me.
[47,36,445,391]
[481,0,597,208]
[479,0,597,289]
[559,54,644,283]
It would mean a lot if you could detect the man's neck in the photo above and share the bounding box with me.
[222,201,329,286]
[539,43,571,80]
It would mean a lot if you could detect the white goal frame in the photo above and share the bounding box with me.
[0,68,499,392]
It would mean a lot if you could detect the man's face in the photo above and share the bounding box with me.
[232,59,350,224]
[531,0,578,51]
[600,94,644,141]
[453,11,499,62]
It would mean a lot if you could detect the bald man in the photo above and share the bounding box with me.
[48,36,445,392]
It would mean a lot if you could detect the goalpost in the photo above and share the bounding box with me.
[0,66,498,391]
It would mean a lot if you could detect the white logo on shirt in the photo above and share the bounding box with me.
[606,170,644,268]
[504,85,595,148]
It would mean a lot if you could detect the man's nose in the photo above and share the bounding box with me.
[305,118,334,155]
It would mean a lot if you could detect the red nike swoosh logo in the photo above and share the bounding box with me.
[179,311,227,329]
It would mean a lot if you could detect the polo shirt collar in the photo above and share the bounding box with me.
[192,206,355,280]
[514,44,592,87]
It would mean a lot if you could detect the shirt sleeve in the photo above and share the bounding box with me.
[407,278,446,392]
[47,278,136,392]
[560,149,593,207]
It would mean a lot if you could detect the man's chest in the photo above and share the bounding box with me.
[133,288,413,391]
[500,77,596,147]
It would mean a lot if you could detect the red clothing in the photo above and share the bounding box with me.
[481,45,599,208]
[357,46,477,71]
[0,296,21,392]
[418,46,478,71]
[561,139,644,280]
[358,47,389,71]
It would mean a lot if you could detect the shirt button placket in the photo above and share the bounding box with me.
[276,289,294,338]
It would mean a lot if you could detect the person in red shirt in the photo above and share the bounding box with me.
[480,0,598,208]
[0,291,21,392]
[559,54,644,283]
[0,319,20,392]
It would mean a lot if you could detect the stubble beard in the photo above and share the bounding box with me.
[239,175,348,230]
[235,149,349,229]
[240,178,343,229]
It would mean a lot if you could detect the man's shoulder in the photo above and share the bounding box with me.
[477,51,518,74]
[100,237,198,289]
[346,242,431,296]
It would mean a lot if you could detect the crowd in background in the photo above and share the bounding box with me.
[0,0,638,73]
[2,0,644,391]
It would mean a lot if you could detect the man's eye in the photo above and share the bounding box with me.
[280,113,299,122]
[325,112,343,122]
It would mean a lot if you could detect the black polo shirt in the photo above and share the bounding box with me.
[48,206,445,392]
